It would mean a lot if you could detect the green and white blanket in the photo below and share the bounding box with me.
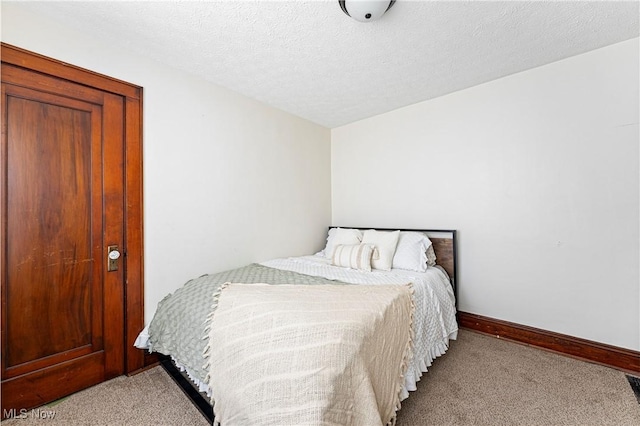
[147,263,351,386]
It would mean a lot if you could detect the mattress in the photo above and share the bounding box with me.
[136,254,458,401]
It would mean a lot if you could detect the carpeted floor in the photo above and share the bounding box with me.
[2,362,208,426]
[396,330,640,426]
[3,330,639,425]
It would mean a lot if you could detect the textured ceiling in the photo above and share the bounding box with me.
[17,1,640,128]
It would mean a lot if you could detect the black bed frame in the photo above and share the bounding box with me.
[160,355,214,422]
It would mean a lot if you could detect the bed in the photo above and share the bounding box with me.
[135,227,458,425]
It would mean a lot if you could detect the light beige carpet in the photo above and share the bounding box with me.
[1,365,208,426]
[3,330,639,425]
[396,330,640,426]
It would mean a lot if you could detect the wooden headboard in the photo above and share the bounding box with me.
[329,227,458,300]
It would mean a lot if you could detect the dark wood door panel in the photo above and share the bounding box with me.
[4,91,103,373]
[1,58,124,409]
[1,43,144,416]
[1,352,105,411]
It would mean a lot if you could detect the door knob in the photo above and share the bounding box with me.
[107,245,120,272]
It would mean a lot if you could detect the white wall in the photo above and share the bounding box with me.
[1,3,332,323]
[332,38,639,351]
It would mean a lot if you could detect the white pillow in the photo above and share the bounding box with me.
[361,229,400,271]
[322,227,363,259]
[331,243,375,272]
[392,231,436,272]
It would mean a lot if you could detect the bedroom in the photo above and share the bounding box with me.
[1,1,638,424]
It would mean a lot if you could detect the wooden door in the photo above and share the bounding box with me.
[1,51,135,412]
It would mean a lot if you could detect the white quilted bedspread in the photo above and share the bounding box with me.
[206,283,414,426]
[261,255,458,400]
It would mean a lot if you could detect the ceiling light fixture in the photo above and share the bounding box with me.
[339,0,396,23]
